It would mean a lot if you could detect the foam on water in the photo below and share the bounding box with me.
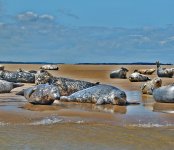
[128,122,174,128]
[28,116,63,125]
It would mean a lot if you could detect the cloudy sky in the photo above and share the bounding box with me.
[0,0,174,63]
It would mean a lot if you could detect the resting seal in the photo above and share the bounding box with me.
[54,77,99,96]
[0,69,35,83]
[129,72,151,82]
[141,77,162,95]
[110,67,129,79]
[153,84,174,103]
[134,69,155,75]
[35,69,54,85]
[156,61,173,78]
[40,65,59,70]
[60,84,138,105]
[0,80,24,93]
[0,65,4,70]
[16,84,60,105]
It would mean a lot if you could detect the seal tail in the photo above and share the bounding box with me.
[60,96,71,102]
[126,101,140,105]
[16,89,24,96]
[13,83,24,88]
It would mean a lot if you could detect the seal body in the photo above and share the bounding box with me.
[129,72,151,82]
[134,69,155,75]
[0,80,24,93]
[153,84,174,103]
[141,77,162,95]
[0,70,35,83]
[156,61,173,78]
[40,65,58,70]
[54,77,99,96]
[60,84,127,105]
[17,84,60,105]
[110,67,129,79]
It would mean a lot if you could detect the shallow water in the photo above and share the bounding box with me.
[0,90,174,150]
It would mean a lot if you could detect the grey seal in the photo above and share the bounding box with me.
[60,84,139,105]
[141,77,162,95]
[0,80,24,93]
[0,69,35,83]
[54,77,100,96]
[156,61,173,78]
[134,69,155,75]
[16,84,60,105]
[129,72,151,82]
[153,84,174,103]
[40,65,58,70]
[110,67,129,79]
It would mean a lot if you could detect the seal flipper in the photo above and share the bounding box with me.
[13,83,24,88]
[16,89,24,96]
[96,98,104,105]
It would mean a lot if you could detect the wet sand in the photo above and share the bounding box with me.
[0,64,174,150]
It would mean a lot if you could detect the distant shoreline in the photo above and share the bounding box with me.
[0,61,172,65]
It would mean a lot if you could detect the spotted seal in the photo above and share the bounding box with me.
[0,80,24,93]
[134,69,155,75]
[0,69,35,83]
[40,65,58,70]
[129,72,151,82]
[60,84,139,105]
[156,61,173,78]
[16,84,60,105]
[141,77,162,95]
[110,67,129,79]
[153,84,174,103]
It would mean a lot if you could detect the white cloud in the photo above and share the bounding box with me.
[17,11,54,22]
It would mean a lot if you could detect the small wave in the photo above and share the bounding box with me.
[0,122,9,126]
[29,116,63,125]
[128,123,174,128]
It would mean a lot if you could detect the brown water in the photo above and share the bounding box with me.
[0,64,174,150]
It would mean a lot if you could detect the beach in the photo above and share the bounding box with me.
[0,64,174,150]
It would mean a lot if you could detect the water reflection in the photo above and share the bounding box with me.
[153,102,174,113]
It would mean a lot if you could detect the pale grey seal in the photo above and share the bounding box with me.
[0,69,35,83]
[110,67,129,79]
[156,61,173,78]
[141,77,162,95]
[129,72,151,82]
[153,84,174,103]
[134,69,155,75]
[60,84,138,105]
[0,80,24,93]
[16,84,60,105]
[40,65,58,70]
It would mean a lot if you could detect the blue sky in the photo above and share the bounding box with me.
[0,0,174,63]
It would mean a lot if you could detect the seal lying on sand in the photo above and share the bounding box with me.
[153,84,174,103]
[0,69,35,83]
[54,77,100,96]
[35,69,54,85]
[110,67,129,79]
[156,61,173,78]
[40,65,59,70]
[16,84,60,105]
[0,80,24,93]
[129,72,151,82]
[0,65,4,70]
[134,69,155,75]
[60,84,139,105]
[141,77,162,95]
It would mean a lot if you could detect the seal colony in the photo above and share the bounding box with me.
[0,62,174,107]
